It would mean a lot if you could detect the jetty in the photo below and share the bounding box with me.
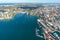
[37,19,59,40]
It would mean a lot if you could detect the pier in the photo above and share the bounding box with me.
[37,19,57,40]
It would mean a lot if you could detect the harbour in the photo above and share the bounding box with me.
[0,3,60,40]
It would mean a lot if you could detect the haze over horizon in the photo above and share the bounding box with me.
[0,0,60,3]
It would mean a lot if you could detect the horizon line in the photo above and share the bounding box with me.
[0,2,60,4]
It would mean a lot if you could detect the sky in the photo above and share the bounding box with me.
[0,0,60,3]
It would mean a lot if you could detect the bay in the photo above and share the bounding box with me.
[0,13,44,40]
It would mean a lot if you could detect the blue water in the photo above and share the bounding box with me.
[19,6,39,10]
[0,13,43,40]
